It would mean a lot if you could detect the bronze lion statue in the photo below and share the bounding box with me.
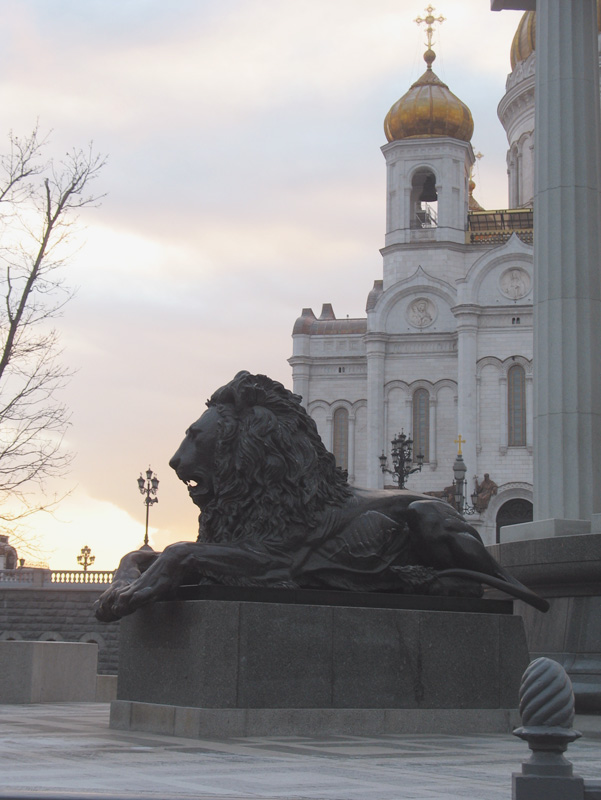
[95,371,547,621]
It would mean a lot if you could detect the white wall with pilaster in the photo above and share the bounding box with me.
[365,334,386,487]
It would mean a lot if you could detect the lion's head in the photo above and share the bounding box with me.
[169,371,351,548]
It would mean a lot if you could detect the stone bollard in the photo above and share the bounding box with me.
[512,657,584,800]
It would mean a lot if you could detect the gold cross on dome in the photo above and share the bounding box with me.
[414,5,446,50]
[454,434,466,455]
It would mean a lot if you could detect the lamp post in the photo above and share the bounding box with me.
[452,435,478,515]
[77,545,95,572]
[137,466,159,547]
[379,431,424,489]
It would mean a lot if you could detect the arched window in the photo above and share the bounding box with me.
[508,364,526,446]
[509,145,520,207]
[496,498,533,543]
[412,389,429,462]
[410,169,438,228]
[332,407,349,471]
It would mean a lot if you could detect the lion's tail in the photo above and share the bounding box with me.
[437,568,549,612]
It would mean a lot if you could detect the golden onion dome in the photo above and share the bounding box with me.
[510,12,536,70]
[384,48,474,143]
[510,4,601,70]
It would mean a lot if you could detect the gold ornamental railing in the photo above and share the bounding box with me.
[467,207,533,245]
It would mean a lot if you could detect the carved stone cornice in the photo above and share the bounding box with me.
[311,364,367,377]
[386,337,457,355]
[498,80,535,139]
[381,137,472,161]
[505,52,536,93]
[380,240,471,257]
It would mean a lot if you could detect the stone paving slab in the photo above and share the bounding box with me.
[1,703,601,800]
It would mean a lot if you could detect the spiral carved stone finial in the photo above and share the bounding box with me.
[513,658,583,787]
[519,657,575,728]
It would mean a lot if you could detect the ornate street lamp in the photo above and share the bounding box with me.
[137,466,159,547]
[379,431,424,489]
[77,545,95,572]
[452,435,478,515]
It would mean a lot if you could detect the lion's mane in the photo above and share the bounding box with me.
[198,371,352,548]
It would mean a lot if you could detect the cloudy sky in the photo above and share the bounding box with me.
[0,0,524,570]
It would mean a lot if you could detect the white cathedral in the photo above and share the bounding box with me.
[289,9,595,545]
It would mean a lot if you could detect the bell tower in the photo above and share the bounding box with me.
[382,7,474,255]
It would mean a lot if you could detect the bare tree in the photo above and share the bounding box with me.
[0,126,105,555]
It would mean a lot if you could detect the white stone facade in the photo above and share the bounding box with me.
[288,23,559,546]
[291,234,534,546]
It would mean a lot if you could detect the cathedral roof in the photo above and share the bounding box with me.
[510,5,601,70]
[293,306,366,336]
[384,47,474,143]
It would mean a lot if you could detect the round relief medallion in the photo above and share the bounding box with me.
[407,297,436,329]
[500,267,531,300]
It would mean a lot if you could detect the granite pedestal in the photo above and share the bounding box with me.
[489,534,601,713]
[111,587,528,737]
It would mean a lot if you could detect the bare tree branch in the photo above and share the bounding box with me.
[0,127,105,543]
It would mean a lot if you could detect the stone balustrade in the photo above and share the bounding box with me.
[50,569,115,585]
[0,568,114,588]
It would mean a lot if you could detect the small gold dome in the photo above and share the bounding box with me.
[510,4,601,70]
[468,178,484,212]
[384,50,474,143]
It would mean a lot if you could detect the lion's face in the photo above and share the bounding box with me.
[169,405,220,508]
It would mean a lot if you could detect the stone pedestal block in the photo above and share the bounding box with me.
[490,535,601,712]
[501,519,592,543]
[0,641,98,703]
[512,774,585,800]
[95,674,117,702]
[112,592,528,737]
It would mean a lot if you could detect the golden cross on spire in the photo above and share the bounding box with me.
[414,5,446,50]
[454,434,466,455]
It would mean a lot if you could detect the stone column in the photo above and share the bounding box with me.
[383,396,389,451]
[492,0,601,535]
[365,334,386,488]
[405,396,413,437]
[475,376,481,456]
[499,373,508,454]
[325,413,333,452]
[493,0,601,706]
[533,0,601,523]
[289,352,311,407]
[454,306,479,485]
[348,413,356,484]
[429,396,438,468]
[525,371,533,453]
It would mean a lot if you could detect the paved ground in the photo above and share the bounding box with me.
[0,703,600,800]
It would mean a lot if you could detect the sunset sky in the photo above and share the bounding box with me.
[0,0,524,570]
